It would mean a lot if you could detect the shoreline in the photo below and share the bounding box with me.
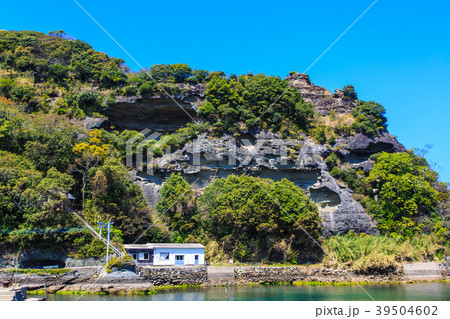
[26,279,450,296]
[2,264,446,296]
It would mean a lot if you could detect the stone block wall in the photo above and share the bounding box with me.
[234,267,404,285]
[139,266,208,286]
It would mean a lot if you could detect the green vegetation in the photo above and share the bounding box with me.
[351,101,387,135]
[324,232,447,274]
[0,30,448,269]
[1,268,72,275]
[0,98,152,255]
[364,152,443,237]
[199,73,313,134]
[154,174,321,263]
[342,85,357,100]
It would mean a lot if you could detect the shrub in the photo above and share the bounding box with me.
[139,81,157,96]
[158,83,181,96]
[76,91,104,113]
[10,85,36,102]
[198,175,322,262]
[315,127,326,144]
[351,101,387,135]
[325,153,339,169]
[122,85,138,96]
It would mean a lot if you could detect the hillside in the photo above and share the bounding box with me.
[0,30,448,271]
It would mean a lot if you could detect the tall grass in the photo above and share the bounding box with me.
[323,234,446,273]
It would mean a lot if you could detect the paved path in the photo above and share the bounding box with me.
[403,262,443,281]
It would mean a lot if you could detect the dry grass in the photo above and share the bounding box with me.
[315,113,355,129]
[323,234,445,273]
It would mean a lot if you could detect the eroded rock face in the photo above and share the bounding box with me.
[104,96,198,132]
[130,134,380,236]
[335,132,407,170]
[313,171,378,236]
[337,132,407,155]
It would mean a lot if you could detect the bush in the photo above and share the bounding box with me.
[122,85,138,96]
[99,70,128,89]
[352,101,387,135]
[139,81,157,96]
[185,76,198,84]
[76,91,104,113]
[325,153,339,169]
[315,127,326,144]
[11,85,36,102]
[158,83,181,96]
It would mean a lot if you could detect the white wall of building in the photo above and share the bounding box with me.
[153,247,205,266]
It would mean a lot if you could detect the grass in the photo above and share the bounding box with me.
[1,268,72,275]
[323,234,446,273]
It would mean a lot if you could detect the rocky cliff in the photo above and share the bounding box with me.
[104,75,407,237]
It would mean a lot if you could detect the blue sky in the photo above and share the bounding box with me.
[2,0,450,182]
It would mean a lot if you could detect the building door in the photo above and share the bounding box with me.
[175,255,184,266]
[194,255,199,266]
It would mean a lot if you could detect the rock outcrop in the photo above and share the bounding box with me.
[285,73,357,116]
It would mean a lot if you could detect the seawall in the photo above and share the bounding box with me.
[138,265,406,286]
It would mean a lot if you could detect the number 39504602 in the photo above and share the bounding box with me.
[375,306,438,316]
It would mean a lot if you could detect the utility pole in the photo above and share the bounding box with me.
[97,219,113,265]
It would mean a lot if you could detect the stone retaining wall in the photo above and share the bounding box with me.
[139,266,405,286]
[139,266,208,286]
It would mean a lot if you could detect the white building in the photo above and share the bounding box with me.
[124,243,205,266]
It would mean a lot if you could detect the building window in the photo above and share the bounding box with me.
[132,253,137,260]
[139,252,149,260]
[160,252,170,261]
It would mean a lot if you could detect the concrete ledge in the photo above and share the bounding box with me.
[403,262,443,281]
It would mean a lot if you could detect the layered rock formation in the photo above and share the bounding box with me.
[104,96,198,132]
[129,130,409,236]
[104,74,407,237]
[103,84,206,132]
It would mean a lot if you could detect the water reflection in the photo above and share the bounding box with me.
[47,282,449,301]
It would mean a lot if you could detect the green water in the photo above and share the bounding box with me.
[46,282,449,301]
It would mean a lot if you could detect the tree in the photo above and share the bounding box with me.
[99,69,127,89]
[157,173,197,236]
[352,101,387,135]
[198,175,321,261]
[72,130,109,212]
[366,152,439,238]
[342,85,357,100]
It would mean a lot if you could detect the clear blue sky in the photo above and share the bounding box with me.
[3,0,450,182]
